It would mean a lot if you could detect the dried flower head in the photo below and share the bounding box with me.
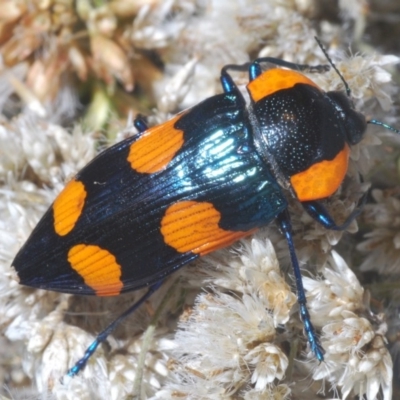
[306,252,393,400]
[1,0,399,399]
[358,188,400,276]
[0,0,181,123]
[314,316,392,400]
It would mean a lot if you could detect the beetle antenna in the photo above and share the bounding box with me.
[315,38,400,135]
[314,36,352,98]
[368,119,400,134]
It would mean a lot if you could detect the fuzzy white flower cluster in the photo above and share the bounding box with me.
[305,252,393,400]
[358,188,400,275]
[157,240,394,399]
[0,116,99,398]
[0,0,399,399]
[156,237,293,398]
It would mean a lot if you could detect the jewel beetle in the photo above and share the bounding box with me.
[11,39,398,377]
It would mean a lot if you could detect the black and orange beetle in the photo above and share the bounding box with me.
[12,40,398,377]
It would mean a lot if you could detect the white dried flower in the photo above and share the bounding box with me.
[243,384,291,400]
[188,236,297,327]
[1,0,399,398]
[301,250,393,399]
[0,120,25,179]
[165,290,281,397]
[156,58,198,116]
[313,313,392,400]
[358,189,400,275]
[303,251,365,326]
[131,1,184,50]
[259,11,321,64]
[245,343,288,389]
[312,53,400,111]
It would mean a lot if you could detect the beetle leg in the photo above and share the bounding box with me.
[220,69,241,94]
[276,209,325,362]
[65,281,163,379]
[222,59,330,82]
[301,192,367,231]
[134,115,149,133]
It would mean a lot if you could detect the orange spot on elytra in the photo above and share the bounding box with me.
[161,201,255,256]
[53,180,87,236]
[68,244,123,296]
[127,114,184,173]
[290,145,350,201]
[247,69,320,102]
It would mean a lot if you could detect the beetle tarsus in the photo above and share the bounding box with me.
[134,116,149,133]
[276,209,324,361]
[302,191,367,231]
[65,281,163,378]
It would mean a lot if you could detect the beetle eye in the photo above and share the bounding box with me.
[343,109,367,144]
